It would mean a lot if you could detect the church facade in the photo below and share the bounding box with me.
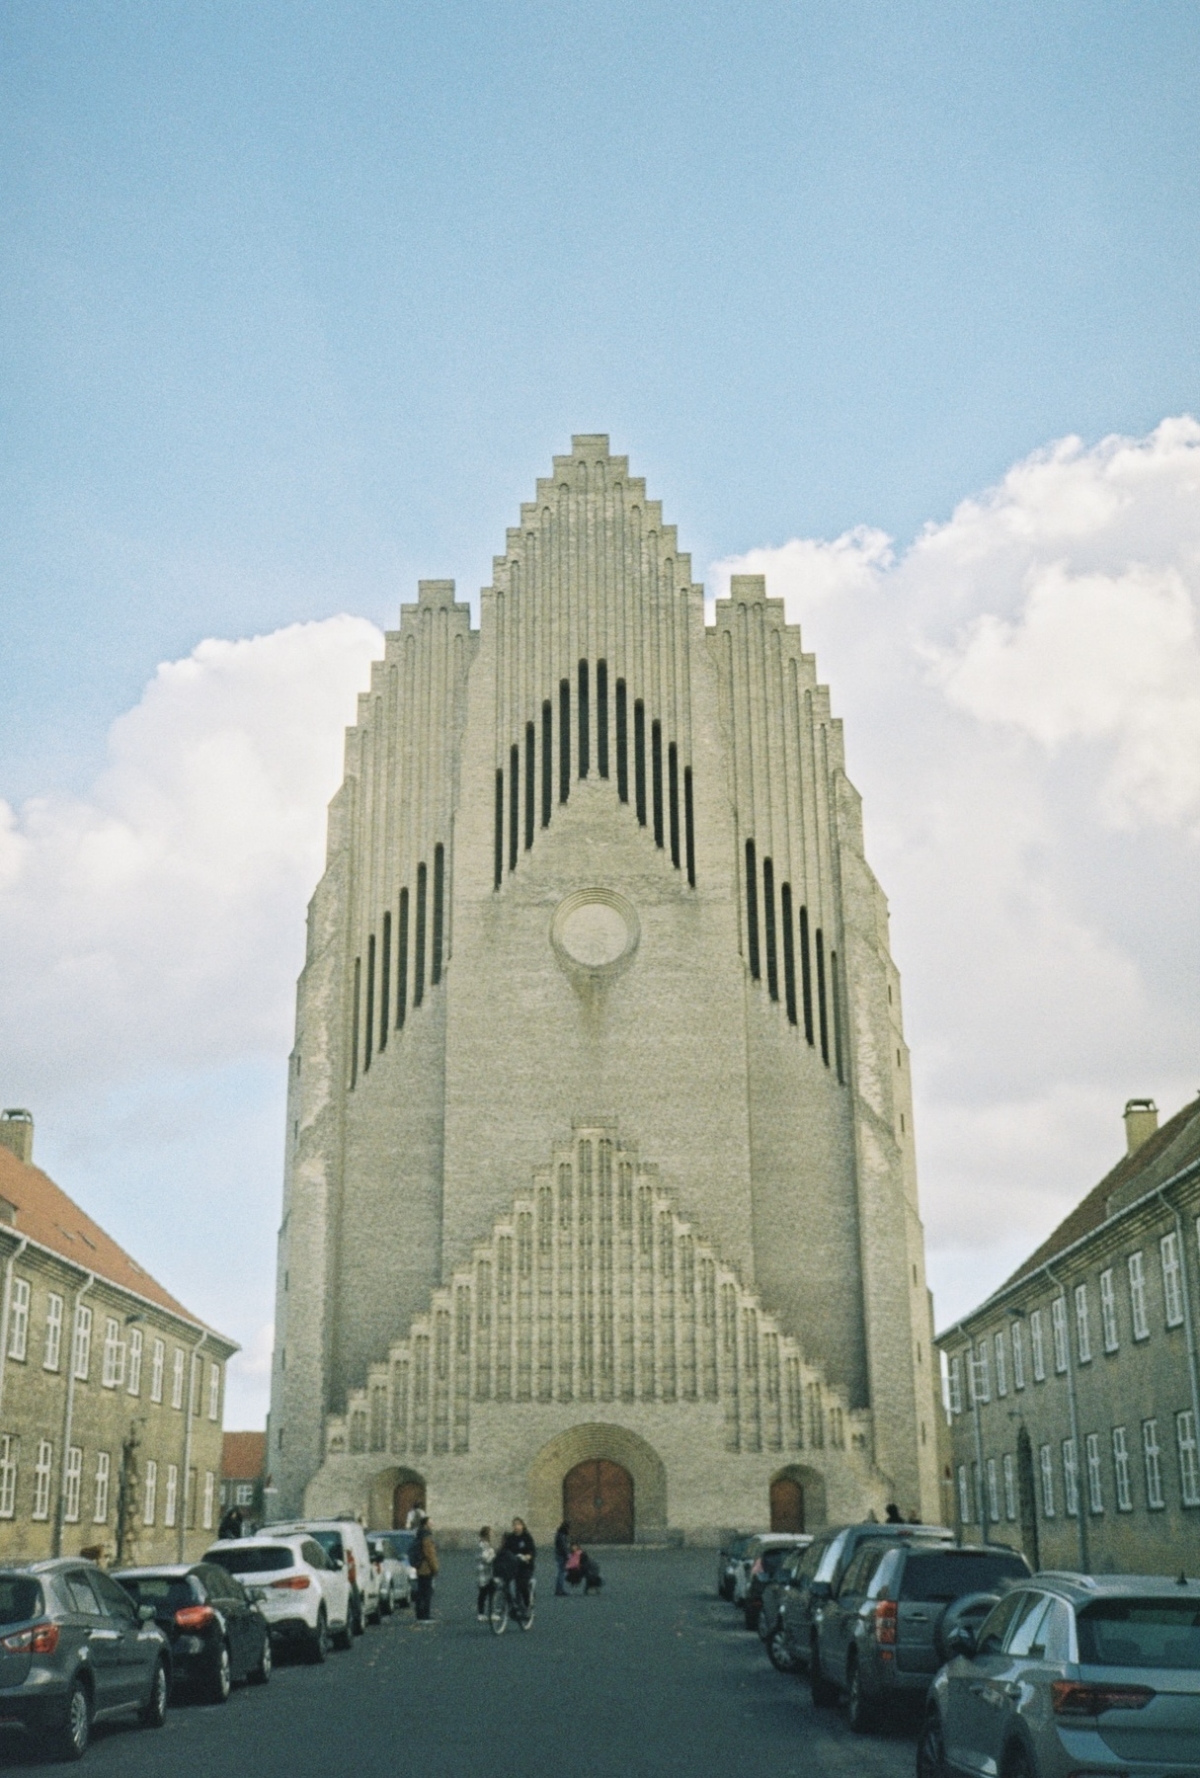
[269,437,941,1542]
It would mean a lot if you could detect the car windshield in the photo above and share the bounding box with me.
[116,1575,197,1611]
[1078,1600,1200,1671]
[374,1533,414,1559]
[0,1578,42,1626]
[205,1546,295,1574]
[760,1548,793,1575]
[900,1552,1028,1602]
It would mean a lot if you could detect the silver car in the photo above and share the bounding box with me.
[918,1572,1200,1778]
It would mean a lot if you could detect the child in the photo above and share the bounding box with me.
[476,1525,496,1621]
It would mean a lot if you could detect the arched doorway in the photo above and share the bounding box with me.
[770,1475,805,1532]
[563,1459,634,1543]
[393,1477,426,1528]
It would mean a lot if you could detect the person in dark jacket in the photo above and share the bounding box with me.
[218,1505,243,1540]
[500,1518,536,1610]
[412,1516,439,1621]
[553,1521,571,1595]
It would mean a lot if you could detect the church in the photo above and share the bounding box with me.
[268,437,942,1543]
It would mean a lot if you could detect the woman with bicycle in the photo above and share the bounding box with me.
[500,1518,536,1612]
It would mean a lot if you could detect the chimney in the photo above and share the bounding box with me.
[1123,1098,1158,1156]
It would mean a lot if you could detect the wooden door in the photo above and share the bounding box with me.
[770,1476,804,1532]
[563,1459,634,1543]
[393,1480,426,1528]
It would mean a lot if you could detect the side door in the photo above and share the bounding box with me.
[201,1565,251,1677]
[826,1544,885,1684]
[91,1570,152,1706]
[303,1538,348,1628]
[60,1570,123,1713]
[947,1591,1045,1777]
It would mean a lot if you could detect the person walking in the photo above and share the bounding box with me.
[412,1516,438,1621]
[218,1504,243,1540]
[500,1517,536,1612]
[553,1521,571,1596]
[476,1526,496,1622]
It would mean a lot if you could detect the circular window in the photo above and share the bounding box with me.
[550,889,640,977]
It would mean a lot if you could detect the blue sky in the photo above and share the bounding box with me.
[2,2,1199,1425]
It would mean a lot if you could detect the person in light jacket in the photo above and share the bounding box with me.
[476,1526,496,1622]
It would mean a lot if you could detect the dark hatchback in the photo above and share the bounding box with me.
[0,1559,171,1761]
[114,1564,271,1703]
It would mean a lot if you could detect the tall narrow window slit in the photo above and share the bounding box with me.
[745,840,761,980]
[578,660,589,778]
[762,858,778,1001]
[524,724,535,850]
[493,771,503,890]
[396,889,409,1029]
[831,948,844,1083]
[815,927,829,1064]
[781,885,798,1024]
[799,905,815,1044]
[432,843,445,984]
[634,701,647,824]
[351,957,361,1087]
[597,661,609,778]
[414,863,427,1007]
[559,681,570,803]
[509,743,519,870]
[668,743,680,867]
[684,766,696,886]
[541,702,552,827]
[651,720,664,847]
[364,934,375,1071]
[379,912,391,1052]
[616,681,629,802]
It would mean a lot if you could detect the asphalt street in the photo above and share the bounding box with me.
[0,1550,916,1777]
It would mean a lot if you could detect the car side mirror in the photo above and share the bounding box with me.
[330,1556,343,1571]
[809,1580,832,1603]
[137,1604,156,1623]
[946,1624,977,1658]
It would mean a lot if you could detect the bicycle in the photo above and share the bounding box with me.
[488,1571,536,1634]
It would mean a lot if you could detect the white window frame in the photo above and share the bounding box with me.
[202,1470,215,1530]
[1161,1232,1184,1328]
[994,1332,1008,1397]
[93,1451,110,1523]
[7,1277,30,1361]
[1011,1322,1025,1390]
[164,1463,178,1527]
[143,1459,158,1526]
[189,1355,200,1417]
[1177,1411,1200,1508]
[1030,1309,1046,1381]
[1113,1426,1132,1511]
[127,1327,143,1395]
[72,1304,92,1381]
[32,1440,52,1521]
[101,1317,123,1388]
[64,1446,82,1523]
[1039,1443,1055,1517]
[1100,1268,1119,1352]
[235,1482,254,1507]
[0,1437,17,1518]
[948,1356,963,1416]
[1129,1251,1149,1340]
[1062,1437,1079,1517]
[44,1293,63,1371]
[171,1348,185,1410]
[1085,1432,1103,1514]
[973,1340,991,1403]
[957,1463,970,1522]
[986,1457,1000,1523]
[1003,1452,1017,1521]
[208,1361,221,1421]
[1074,1283,1092,1363]
[1143,1419,1164,1509]
[1051,1295,1069,1373]
[150,1338,165,1403]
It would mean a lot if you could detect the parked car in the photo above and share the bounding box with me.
[113,1563,272,1703]
[758,1545,811,1670]
[780,1521,955,1675]
[268,1518,380,1632]
[204,1534,353,1662]
[810,1540,1031,1730]
[367,1535,413,1612]
[737,1534,812,1630]
[918,1572,1200,1778]
[717,1533,760,1602]
[0,1558,170,1761]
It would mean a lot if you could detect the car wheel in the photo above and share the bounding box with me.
[916,1707,948,1778]
[308,1606,330,1664]
[380,1583,393,1618]
[249,1630,272,1685]
[204,1640,232,1705]
[367,1595,383,1627]
[1002,1748,1035,1778]
[141,1659,170,1728]
[810,1644,840,1707]
[350,1590,365,1636]
[767,1626,798,1673]
[43,1676,91,1762]
[332,1611,354,1651]
[845,1660,877,1734]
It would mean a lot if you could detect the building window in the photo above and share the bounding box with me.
[1011,1322,1025,1390]
[1177,1412,1200,1508]
[72,1304,92,1381]
[208,1362,221,1421]
[7,1278,29,1361]
[43,1293,63,1371]
[948,1356,963,1415]
[143,1459,157,1525]
[127,1327,143,1395]
[164,1463,178,1528]
[186,1466,198,1529]
[1100,1268,1119,1352]
[202,1471,215,1531]
[1161,1231,1184,1328]
[1112,1426,1133,1511]
[1086,1432,1104,1514]
[1003,1452,1017,1521]
[1030,1309,1046,1381]
[171,1348,185,1409]
[957,1464,970,1523]
[1142,1419,1164,1509]
[150,1338,165,1403]
[986,1458,1000,1523]
[189,1355,200,1417]
[93,1452,110,1523]
[994,1331,1008,1397]
[1129,1252,1149,1340]
[0,1438,17,1518]
[32,1441,52,1521]
[1062,1438,1079,1518]
[102,1318,124,1388]
[1074,1284,1092,1363]
[1039,1444,1055,1517]
[1051,1296,1069,1373]
[973,1340,991,1403]
[64,1446,82,1523]
[235,1482,254,1507]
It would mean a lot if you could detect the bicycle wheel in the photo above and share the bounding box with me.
[488,1588,509,1635]
[518,1597,535,1631]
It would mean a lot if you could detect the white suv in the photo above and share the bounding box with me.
[204,1534,353,1662]
[267,1519,380,1633]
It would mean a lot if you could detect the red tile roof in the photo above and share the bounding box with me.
[222,1431,266,1480]
[0,1146,229,1340]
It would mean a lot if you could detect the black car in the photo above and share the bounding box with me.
[0,1558,171,1761]
[114,1563,271,1703]
[779,1521,956,1674]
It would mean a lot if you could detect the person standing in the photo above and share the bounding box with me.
[500,1517,536,1611]
[476,1526,496,1622]
[553,1521,571,1596]
[412,1516,438,1621]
